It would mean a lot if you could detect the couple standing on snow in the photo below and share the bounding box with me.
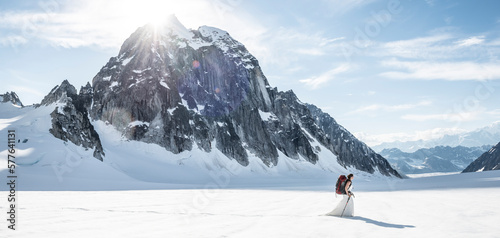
[327,173,354,217]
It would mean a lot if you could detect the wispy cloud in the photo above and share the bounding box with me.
[319,37,345,46]
[293,48,326,56]
[402,110,481,122]
[0,0,266,49]
[0,34,28,47]
[354,127,467,146]
[288,37,345,56]
[372,32,500,81]
[299,64,351,89]
[374,34,497,61]
[349,100,432,114]
[380,59,500,81]
[455,36,485,47]
[376,34,454,59]
[486,109,500,116]
[245,26,346,71]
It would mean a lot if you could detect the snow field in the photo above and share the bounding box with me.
[0,186,499,237]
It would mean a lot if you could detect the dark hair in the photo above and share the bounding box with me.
[347,174,354,179]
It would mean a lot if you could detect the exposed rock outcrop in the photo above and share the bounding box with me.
[43,80,105,161]
[1,91,23,107]
[463,142,500,172]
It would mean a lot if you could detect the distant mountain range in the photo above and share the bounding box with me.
[372,122,500,153]
[380,145,492,174]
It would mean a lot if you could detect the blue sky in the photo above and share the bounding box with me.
[1,0,500,146]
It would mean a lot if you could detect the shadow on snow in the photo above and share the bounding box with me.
[346,216,415,229]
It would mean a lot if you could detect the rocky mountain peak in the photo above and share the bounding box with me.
[43,80,104,161]
[463,142,500,172]
[0,91,23,107]
[39,79,78,106]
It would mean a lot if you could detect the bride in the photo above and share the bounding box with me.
[327,174,354,217]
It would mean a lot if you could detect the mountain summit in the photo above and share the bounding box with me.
[49,16,401,177]
[1,91,23,107]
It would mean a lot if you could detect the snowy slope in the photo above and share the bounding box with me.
[0,101,373,191]
[0,103,152,190]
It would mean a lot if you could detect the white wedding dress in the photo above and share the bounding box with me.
[326,187,354,217]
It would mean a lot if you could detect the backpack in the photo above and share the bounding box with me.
[335,175,347,195]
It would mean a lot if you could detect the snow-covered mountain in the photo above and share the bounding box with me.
[463,142,500,172]
[91,16,400,177]
[1,91,23,107]
[380,145,491,174]
[372,122,500,153]
[0,16,400,182]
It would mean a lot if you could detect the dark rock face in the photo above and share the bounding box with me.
[1,91,23,107]
[43,80,105,161]
[306,103,401,177]
[463,142,500,172]
[265,90,319,164]
[78,82,94,111]
[381,145,491,174]
[90,20,276,166]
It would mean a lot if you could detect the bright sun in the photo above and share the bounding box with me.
[135,0,177,26]
[98,0,212,43]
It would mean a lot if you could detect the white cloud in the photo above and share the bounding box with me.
[319,37,345,46]
[455,36,485,47]
[374,33,500,62]
[244,26,346,71]
[380,59,500,81]
[0,0,266,50]
[486,109,500,116]
[299,64,351,89]
[293,48,326,56]
[401,113,449,121]
[373,33,500,81]
[354,127,467,146]
[401,110,481,122]
[376,34,455,59]
[0,34,28,47]
[349,100,432,114]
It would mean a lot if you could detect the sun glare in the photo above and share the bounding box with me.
[137,0,176,27]
[113,0,185,29]
[79,0,218,48]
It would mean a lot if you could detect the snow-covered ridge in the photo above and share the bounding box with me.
[145,15,255,69]
[198,25,234,51]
